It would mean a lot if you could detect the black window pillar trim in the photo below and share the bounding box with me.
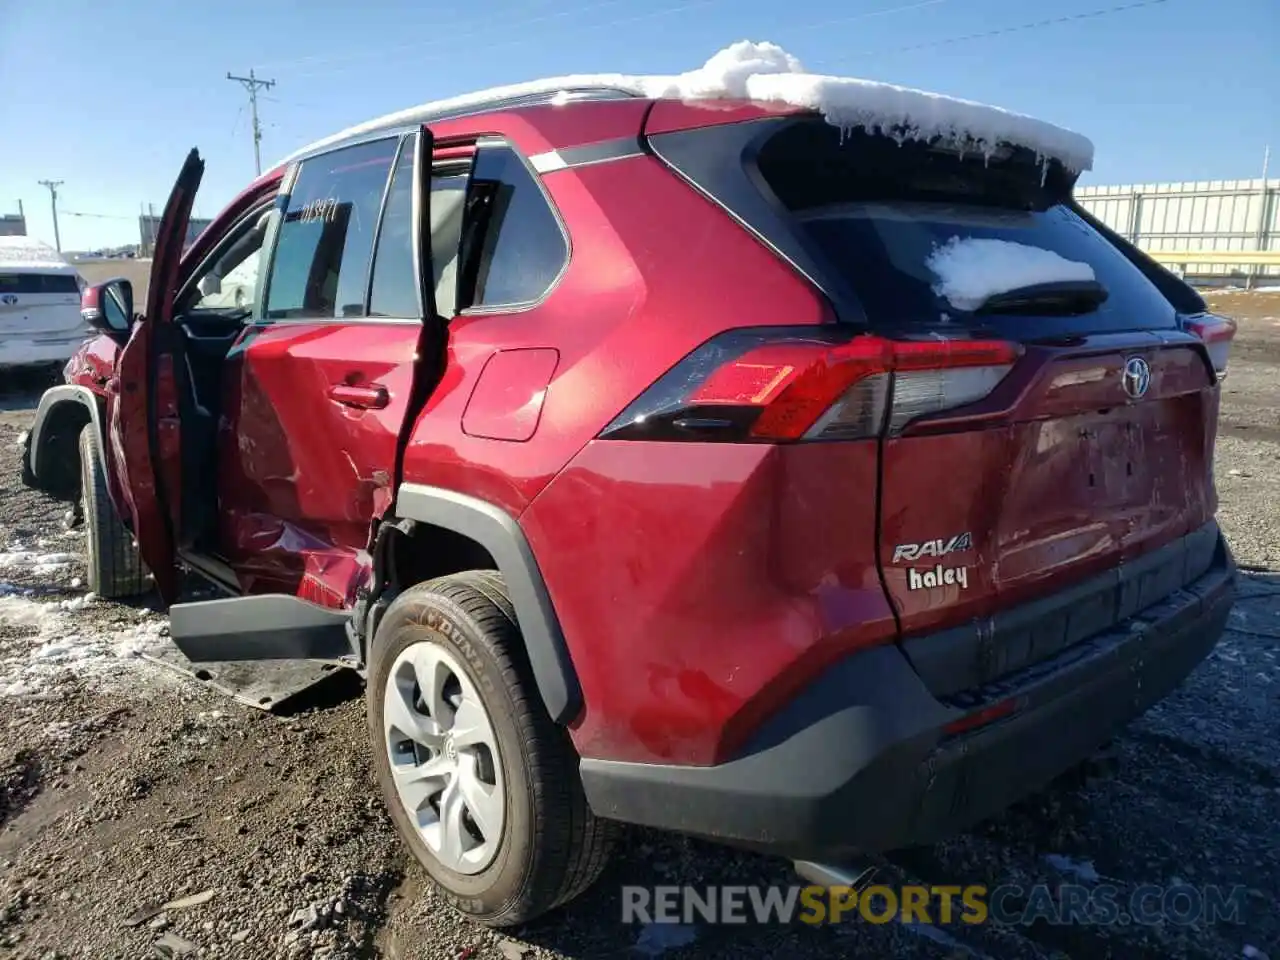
[645,116,868,327]
[392,482,583,725]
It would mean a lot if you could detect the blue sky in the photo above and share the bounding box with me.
[1,0,1275,250]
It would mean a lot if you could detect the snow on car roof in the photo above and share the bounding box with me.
[0,237,73,272]
[280,40,1094,173]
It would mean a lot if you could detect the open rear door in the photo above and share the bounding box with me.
[106,148,204,603]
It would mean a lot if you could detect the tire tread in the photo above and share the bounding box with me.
[78,425,148,599]
[369,572,614,926]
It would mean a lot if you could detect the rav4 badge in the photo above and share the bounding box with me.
[892,532,972,563]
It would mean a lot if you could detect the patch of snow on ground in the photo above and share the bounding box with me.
[1044,853,1102,883]
[0,592,170,697]
[0,550,78,576]
[632,923,698,956]
[0,595,59,628]
[1198,284,1280,294]
[926,237,1096,311]
[284,40,1093,173]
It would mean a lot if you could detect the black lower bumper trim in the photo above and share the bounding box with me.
[580,535,1235,859]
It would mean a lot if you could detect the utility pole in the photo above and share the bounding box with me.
[227,69,276,176]
[37,179,63,251]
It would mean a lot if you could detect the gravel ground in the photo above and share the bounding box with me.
[0,293,1276,960]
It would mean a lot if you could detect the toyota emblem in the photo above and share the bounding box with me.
[1122,356,1151,400]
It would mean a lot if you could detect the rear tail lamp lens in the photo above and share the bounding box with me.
[600,328,1021,442]
[1185,314,1236,378]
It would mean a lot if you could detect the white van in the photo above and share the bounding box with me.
[0,237,93,371]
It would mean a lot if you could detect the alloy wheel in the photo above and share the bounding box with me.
[383,641,506,875]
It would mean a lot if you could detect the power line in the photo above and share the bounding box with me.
[287,0,727,82]
[261,0,970,87]
[227,69,277,176]
[257,0,637,74]
[37,180,63,253]
[847,0,1170,58]
[790,0,961,34]
[61,210,136,220]
[248,0,968,87]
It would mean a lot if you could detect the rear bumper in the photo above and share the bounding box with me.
[580,527,1235,859]
[0,335,88,368]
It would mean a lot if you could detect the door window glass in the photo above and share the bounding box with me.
[368,137,420,319]
[265,138,399,320]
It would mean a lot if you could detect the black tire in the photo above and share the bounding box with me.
[367,571,615,927]
[78,425,148,598]
[19,432,38,488]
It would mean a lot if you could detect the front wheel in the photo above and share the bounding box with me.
[19,431,38,489]
[366,571,614,927]
[78,425,149,598]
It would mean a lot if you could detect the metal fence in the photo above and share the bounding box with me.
[1075,178,1280,284]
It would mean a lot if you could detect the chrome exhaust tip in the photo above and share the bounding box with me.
[793,860,879,889]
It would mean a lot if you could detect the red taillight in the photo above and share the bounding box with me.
[600,328,1021,443]
[1185,314,1236,379]
[689,342,828,408]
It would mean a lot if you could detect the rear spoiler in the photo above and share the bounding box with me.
[1068,199,1207,315]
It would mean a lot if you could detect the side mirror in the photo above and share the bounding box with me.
[198,274,222,298]
[80,278,134,337]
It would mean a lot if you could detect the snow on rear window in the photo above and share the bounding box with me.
[282,41,1093,174]
[926,237,1096,312]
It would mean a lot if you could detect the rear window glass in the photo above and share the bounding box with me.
[755,120,1177,332]
[0,273,80,295]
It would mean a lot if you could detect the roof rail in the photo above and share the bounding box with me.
[283,86,641,166]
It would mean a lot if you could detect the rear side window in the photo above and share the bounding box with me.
[0,273,80,294]
[753,120,1177,332]
[459,144,566,309]
[265,138,398,320]
[428,171,469,318]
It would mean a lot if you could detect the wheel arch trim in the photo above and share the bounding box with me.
[393,482,583,725]
[28,385,103,480]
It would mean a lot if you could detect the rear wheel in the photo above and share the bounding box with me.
[78,425,148,598]
[367,572,614,927]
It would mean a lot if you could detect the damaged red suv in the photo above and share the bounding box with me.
[31,48,1237,926]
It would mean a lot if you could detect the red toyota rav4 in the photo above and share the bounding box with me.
[26,47,1237,927]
